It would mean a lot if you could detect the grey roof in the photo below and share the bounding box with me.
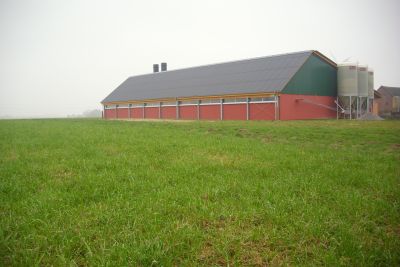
[102,50,315,103]
[377,86,400,97]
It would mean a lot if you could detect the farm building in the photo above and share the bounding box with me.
[375,86,400,116]
[102,50,340,121]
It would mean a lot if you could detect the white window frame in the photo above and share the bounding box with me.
[180,100,198,106]
[223,98,247,105]
[145,102,159,107]
[161,102,177,107]
[199,99,220,106]
[249,96,276,103]
[104,105,116,109]
[131,103,144,108]
[117,104,130,108]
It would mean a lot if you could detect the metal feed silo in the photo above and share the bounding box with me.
[357,65,368,97]
[357,65,368,116]
[367,69,374,113]
[337,64,358,118]
[368,69,374,98]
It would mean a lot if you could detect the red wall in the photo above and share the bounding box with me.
[279,94,336,120]
[249,103,275,120]
[104,94,336,121]
[223,104,247,120]
[117,108,129,119]
[199,105,220,120]
[131,108,143,119]
[161,106,176,119]
[179,106,197,120]
[144,107,159,119]
[104,109,116,119]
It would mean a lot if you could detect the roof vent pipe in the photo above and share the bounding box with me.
[161,62,167,71]
[153,64,159,73]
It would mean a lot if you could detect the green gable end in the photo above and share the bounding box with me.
[282,54,337,96]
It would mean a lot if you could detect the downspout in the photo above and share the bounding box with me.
[246,97,249,120]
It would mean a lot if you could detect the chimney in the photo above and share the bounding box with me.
[161,62,167,71]
[153,64,159,73]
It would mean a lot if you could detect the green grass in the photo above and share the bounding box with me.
[0,119,399,266]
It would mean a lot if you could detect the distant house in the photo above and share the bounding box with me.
[375,86,400,116]
[372,90,382,115]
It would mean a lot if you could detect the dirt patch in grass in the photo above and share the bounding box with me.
[198,239,283,266]
[386,224,400,238]
[102,145,121,156]
[235,128,252,138]
[390,143,400,149]
[235,128,276,144]
[240,240,271,266]
[4,151,19,161]
[53,168,75,181]
[197,241,229,266]
[384,143,400,154]
[198,241,215,261]
[199,216,236,231]
[207,153,235,165]
[260,135,274,144]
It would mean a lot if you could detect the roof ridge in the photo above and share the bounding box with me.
[125,50,314,80]
[381,86,400,89]
[379,86,400,96]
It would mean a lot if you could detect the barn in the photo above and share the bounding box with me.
[101,50,338,121]
[375,86,400,116]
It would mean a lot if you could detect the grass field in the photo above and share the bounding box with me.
[0,119,399,266]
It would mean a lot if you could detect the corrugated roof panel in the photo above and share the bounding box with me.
[102,51,313,103]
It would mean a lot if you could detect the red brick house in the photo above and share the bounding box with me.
[375,86,400,116]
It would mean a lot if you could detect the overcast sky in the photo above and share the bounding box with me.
[0,0,399,118]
